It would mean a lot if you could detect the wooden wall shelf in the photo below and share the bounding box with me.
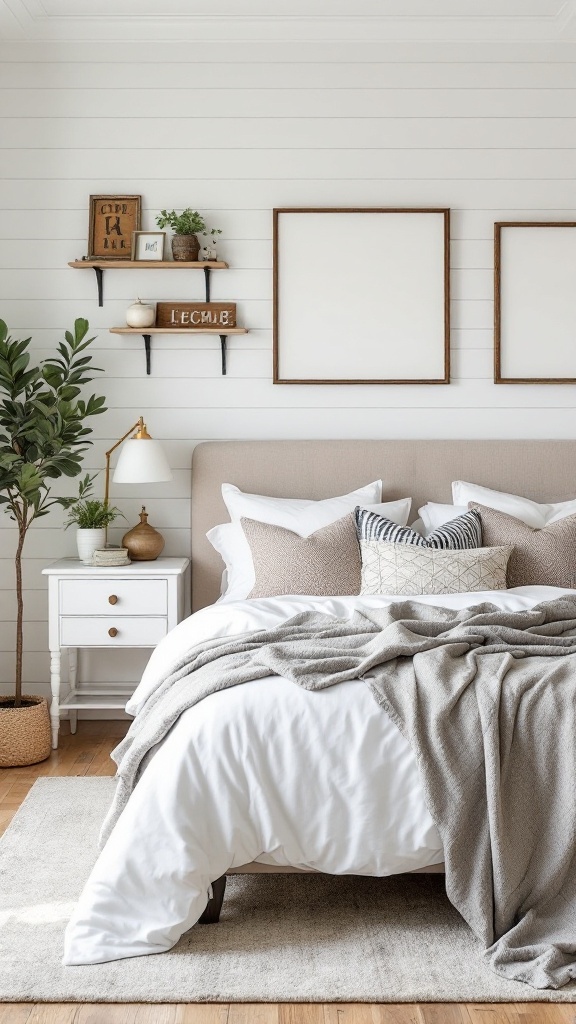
[69,261,228,269]
[69,260,229,305]
[109,326,249,375]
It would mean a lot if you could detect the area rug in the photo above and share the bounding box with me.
[1,778,575,1004]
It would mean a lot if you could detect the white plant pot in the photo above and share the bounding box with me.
[76,528,106,565]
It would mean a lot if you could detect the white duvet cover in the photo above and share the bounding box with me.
[63,586,571,966]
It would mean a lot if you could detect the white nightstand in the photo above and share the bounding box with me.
[42,556,190,748]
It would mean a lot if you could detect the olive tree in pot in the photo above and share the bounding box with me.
[155,208,221,262]
[0,318,106,767]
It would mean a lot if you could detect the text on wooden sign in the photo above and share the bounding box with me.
[156,302,237,329]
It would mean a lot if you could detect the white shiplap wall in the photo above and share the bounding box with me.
[1,6,575,704]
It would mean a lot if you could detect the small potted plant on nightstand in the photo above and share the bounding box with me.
[63,476,124,564]
[155,208,221,262]
[0,318,106,766]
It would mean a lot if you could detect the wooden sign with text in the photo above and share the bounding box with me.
[156,302,237,329]
[88,194,141,260]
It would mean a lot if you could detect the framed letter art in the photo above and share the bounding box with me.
[88,195,141,260]
[131,230,165,261]
[273,208,450,384]
[495,222,576,383]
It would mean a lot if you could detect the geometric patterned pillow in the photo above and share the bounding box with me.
[470,503,576,589]
[355,506,482,550]
[359,541,511,596]
[241,514,361,597]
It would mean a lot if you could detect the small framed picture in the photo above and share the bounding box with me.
[131,231,166,262]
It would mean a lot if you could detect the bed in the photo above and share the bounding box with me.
[63,439,576,979]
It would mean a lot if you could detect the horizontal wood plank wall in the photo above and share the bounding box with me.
[0,17,575,704]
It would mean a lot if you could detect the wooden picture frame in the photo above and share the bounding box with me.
[131,231,165,261]
[273,208,450,385]
[88,195,141,260]
[495,222,576,384]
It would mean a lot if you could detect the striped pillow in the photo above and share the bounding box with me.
[355,506,482,550]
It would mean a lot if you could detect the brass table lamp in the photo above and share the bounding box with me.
[104,416,172,560]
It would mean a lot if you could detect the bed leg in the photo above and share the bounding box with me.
[198,875,227,924]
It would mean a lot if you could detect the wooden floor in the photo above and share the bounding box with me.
[0,724,574,1024]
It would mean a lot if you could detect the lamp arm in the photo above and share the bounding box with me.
[104,416,145,507]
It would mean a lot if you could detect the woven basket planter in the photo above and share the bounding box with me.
[0,695,51,767]
[171,234,200,261]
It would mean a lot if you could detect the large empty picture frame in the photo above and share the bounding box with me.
[495,222,576,383]
[273,208,450,384]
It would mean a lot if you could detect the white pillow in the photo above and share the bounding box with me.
[207,523,249,602]
[222,480,382,531]
[209,485,412,603]
[419,503,467,536]
[451,481,576,530]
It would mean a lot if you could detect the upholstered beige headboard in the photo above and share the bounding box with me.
[191,440,576,611]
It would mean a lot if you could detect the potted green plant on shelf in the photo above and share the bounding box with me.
[155,208,222,262]
[63,475,123,564]
[0,318,106,767]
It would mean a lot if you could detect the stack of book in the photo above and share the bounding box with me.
[91,547,131,567]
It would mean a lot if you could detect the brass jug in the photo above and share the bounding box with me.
[122,506,165,561]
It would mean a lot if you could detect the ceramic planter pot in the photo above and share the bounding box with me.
[172,234,200,262]
[76,527,106,565]
[0,695,51,767]
[126,299,155,328]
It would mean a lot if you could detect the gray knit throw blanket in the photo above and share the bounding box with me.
[103,596,576,990]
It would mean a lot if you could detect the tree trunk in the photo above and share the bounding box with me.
[14,524,25,707]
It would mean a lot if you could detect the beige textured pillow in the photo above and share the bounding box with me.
[470,503,576,589]
[359,540,510,596]
[240,514,361,598]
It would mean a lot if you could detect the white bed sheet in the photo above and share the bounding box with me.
[63,586,571,966]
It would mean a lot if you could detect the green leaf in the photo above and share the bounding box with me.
[85,394,107,415]
[74,318,89,346]
[52,457,83,477]
[42,365,63,385]
[60,385,81,401]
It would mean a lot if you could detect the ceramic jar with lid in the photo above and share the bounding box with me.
[126,299,155,329]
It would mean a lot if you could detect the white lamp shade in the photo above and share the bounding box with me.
[113,438,172,483]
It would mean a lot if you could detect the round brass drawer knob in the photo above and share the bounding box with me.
[108,627,118,638]
[108,595,118,605]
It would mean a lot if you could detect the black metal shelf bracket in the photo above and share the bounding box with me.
[142,334,152,375]
[88,263,213,305]
[94,267,104,306]
[136,332,228,375]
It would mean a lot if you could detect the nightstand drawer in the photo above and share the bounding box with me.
[60,616,168,647]
[59,579,167,616]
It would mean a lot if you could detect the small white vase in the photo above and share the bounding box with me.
[126,299,155,328]
[76,528,106,565]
